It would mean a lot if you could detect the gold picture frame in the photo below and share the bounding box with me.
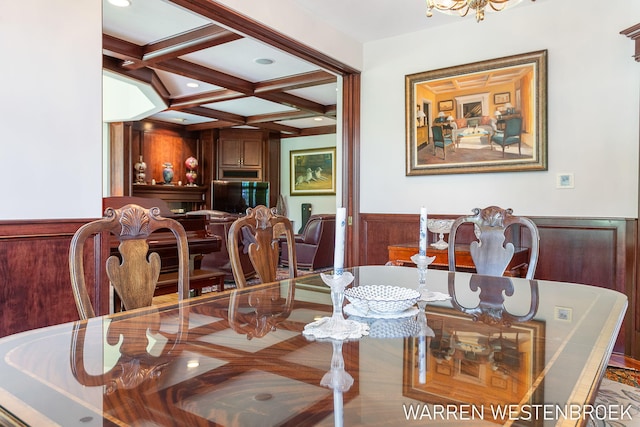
[403,305,545,426]
[406,50,547,175]
[290,147,336,196]
[438,99,453,111]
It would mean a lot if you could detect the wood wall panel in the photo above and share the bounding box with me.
[359,213,637,355]
[0,219,105,338]
[0,215,637,355]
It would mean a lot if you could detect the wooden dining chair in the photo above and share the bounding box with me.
[448,206,540,279]
[69,204,190,319]
[227,205,297,289]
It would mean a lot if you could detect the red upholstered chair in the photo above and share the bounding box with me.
[280,214,335,271]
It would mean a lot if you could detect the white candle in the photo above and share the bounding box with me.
[334,207,346,275]
[419,206,427,256]
[418,335,427,384]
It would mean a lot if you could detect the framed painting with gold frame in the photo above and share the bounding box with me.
[290,147,336,196]
[406,50,547,175]
[403,305,545,426]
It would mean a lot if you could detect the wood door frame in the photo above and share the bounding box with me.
[169,1,361,267]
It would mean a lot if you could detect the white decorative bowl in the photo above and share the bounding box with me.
[344,285,420,314]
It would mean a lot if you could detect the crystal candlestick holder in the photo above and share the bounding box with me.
[411,253,435,292]
[302,272,369,340]
[321,339,354,427]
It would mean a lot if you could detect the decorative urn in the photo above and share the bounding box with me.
[185,157,198,186]
[133,156,147,184]
[162,162,174,185]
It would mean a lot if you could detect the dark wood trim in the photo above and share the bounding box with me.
[359,213,637,356]
[167,0,360,76]
[621,23,640,62]
[343,73,361,269]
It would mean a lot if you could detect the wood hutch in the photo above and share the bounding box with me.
[113,120,281,212]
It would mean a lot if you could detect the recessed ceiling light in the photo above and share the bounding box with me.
[186,82,199,88]
[314,117,323,121]
[254,58,275,65]
[108,0,131,7]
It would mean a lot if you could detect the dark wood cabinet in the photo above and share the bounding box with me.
[218,129,264,180]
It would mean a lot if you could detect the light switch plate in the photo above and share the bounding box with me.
[554,306,572,321]
[556,173,574,189]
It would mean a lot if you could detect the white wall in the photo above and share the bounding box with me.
[281,135,337,229]
[361,0,640,218]
[0,0,102,220]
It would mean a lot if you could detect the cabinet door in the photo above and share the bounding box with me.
[219,139,243,168]
[241,139,262,168]
[218,133,264,180]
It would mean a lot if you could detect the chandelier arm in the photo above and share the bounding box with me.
[488,0,510,12]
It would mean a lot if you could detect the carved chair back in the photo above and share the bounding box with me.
[227,205,297,288]
[69,204,189,319]
[448,206,539,279]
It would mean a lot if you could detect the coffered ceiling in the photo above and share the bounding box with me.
[103,0,541,136]
[102,0,339,137]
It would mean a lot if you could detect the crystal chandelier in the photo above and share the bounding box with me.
[426,0,534,23]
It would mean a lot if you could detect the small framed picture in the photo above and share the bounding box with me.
[494,92,511,104]
[290,147,336,196]
[438,100,453,111]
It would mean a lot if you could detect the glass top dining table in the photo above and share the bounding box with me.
[0,266,627,427]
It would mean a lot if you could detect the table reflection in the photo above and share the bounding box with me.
[228,282,295,339]
[448,272,539,326]
[0,266,625,426]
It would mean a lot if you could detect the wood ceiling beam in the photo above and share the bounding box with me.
[176,106,246,124]
[254,70,337,93]
[103,55,172,100]
[281,125,337,137]
[167,0,360,76]
[103,34,146,68]
[185,120,239,131]
[155,57,254,94]
[255,122,301,135]
[169,89,247,109]
[143,24,243,63]
[257,92,326,115]
[246,110,319,124]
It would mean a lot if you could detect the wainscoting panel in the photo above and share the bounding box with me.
[0,215,637,356]
[359,213,637,355]
[0,219,106,338]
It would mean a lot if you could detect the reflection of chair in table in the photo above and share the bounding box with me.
[429,319,453,360]
[490,332,521,372]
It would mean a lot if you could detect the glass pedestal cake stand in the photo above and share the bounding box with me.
[427,219,455,250]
